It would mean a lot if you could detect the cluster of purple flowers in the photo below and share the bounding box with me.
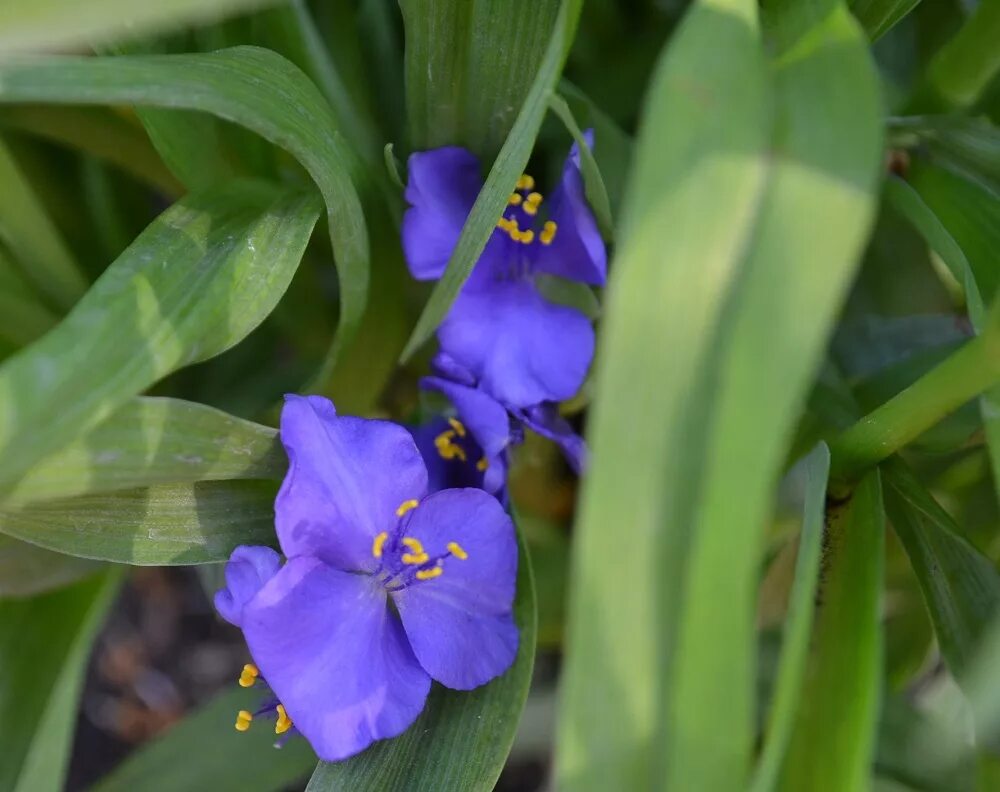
[215,136,605,761]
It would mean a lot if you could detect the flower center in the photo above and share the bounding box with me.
[434,418,488,471]
[232,664,295,738]
[370,499,470,591]
[495,172,558,247]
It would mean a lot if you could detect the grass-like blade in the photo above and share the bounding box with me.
[0,534,103,598]
[750,443,829,792]
[848,0,922,40]
[0,480,277,565]
[557,0,881,788]
[399,0,584,362]
[0,47,369,371]
[91,685,316,792]
[556,0,773,787]
[883,457,1000,678]
[778,471,885,792]
[0,0,282,54]
[306,518,537,791]
[2,397,284,508]
[0,569,121,792]
[0,135,87,311]
[0,181,320,489]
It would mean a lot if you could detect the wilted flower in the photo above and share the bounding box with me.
[215,395,518,761]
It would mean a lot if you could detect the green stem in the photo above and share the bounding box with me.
[828,329,1000,495]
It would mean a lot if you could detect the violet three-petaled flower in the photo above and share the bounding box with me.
[215,395,518,762]
[402,132,607,410]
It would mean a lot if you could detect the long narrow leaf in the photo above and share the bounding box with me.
[0,47,370,371]
[0,181,320,488]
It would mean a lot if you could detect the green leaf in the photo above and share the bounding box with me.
[0,0,282,54]
[0,568,121,792]
[306,517,537,791]
[556,0,773,786]
[135,109,236,192]
[891,117,1000,201]
[0,181,319,489]
[91,686,316,792]
[849,0,922,40]
[0,480,277,564]
[557,0,881,789]
[401,0,562,160]
[0,246,58,348]
[778,470,885,792]
[751,443,829,792]
[547,93,615,240]
[2,397,283,508]
[882,457,1000,679]
[0,105,183,195]
[0,46,370,372]
[923,0,1000,110]
[0,135,88,311]
[399,0,584,362]
[0,534,103,598]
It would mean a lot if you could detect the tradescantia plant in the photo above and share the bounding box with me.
[7,0,1000,790]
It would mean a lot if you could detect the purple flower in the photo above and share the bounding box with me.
[215,395,518,762]
[402,134,606,409]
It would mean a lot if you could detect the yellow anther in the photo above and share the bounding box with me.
[522,203,538,216]
[540,220,558,245]
[435,429,468,462]
[416,565,444,581]
[275,704,293,735]
[395,499,419,517]
[526,191,543,204]
[447,542,469,560]
[372,531,389,558]
[519,229,535,245]
[402,537,425,554]
[238,663,259,688]
[476,456,489,472]
[448,418,467,437]
[235,710,253,732]
[516,174,535,191]
[507,193,523,206]
[403,551,430,565]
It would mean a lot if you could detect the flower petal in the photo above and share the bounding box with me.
[214,545,282,627]
[438,281,595,407]
[534,130,607,286]
[392,489,518,689]
[276,395,428,572]
[515,403,588,473]
[407,416,488,494]
[242,556,431,762]
[402,147,483,281]
[420,376,512,494]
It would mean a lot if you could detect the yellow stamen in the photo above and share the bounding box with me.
[372,531,389,558]
[448,418,467,437]
[526,191,543,204]
[275,704,293,735]
[235,710,253,732]
[447,542,469,560]
[403,551,430,565]
[395,499,419,517]
[238,663,259,688]
[435,429,468,461]
[507,193,523,206]
[519,229,535,245]
[540,220,558,245]
[516,174,535,191]
[476,456,489,472]
[416,565,444,581]
[402,537,425,554]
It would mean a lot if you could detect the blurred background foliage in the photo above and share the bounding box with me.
[4,0,1000,790]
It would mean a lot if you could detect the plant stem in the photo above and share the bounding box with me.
[828,329,1000,495]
